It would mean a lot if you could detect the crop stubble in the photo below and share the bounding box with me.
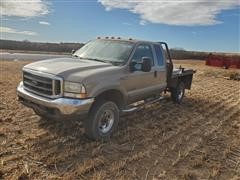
[0,60,239,179]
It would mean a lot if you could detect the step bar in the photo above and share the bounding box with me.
[121,96,165,114]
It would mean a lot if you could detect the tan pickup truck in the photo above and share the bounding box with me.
[17,38,195,140]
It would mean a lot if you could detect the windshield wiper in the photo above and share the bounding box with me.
[110,61,123,66]
[82,57,111,64]
[91,59,123,66]
[72,54,79,58]
[77,56,123,65]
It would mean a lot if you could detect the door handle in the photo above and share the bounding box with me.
[154,71,157,77]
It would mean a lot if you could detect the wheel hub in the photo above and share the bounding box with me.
[178,85,184,100]
[98,109,114,134]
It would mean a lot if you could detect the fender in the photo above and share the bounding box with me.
[89,83,128,105]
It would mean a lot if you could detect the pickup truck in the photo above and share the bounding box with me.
[17,37,195,140]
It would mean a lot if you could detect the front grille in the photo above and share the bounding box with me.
[23,71,62,98]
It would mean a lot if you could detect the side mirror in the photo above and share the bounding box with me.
[141,57,152,72]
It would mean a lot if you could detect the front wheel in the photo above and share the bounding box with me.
[84,100,119,140]
[171,82,185,103]
[33,108,53,120]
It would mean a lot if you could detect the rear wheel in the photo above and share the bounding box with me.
[84,100,119,140]
[171,82,185,103]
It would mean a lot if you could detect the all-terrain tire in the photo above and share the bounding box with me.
[171,82,185,104]
[33,109,53,120]
[84,100,119,140]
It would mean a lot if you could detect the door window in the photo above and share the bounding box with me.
[132,44,154,65]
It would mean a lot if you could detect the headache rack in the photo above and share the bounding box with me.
[23,70,63,98]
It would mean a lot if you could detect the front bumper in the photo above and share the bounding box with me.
[17,82,94,115]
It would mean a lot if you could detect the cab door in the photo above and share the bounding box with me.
[123,43,161,103]
[152,43,167,89]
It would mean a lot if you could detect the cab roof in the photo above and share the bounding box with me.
[96,37,161,45]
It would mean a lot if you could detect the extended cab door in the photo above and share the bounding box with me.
[152,43,167,89]
[123,43,164,103]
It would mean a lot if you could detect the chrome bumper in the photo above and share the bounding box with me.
[17,82,94,115]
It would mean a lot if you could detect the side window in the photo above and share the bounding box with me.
[132,44,154,65]
[154,44,164,66]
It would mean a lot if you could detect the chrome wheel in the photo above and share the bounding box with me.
[178,86,184,100]
[98,109,114,134]
[171,82,185,103]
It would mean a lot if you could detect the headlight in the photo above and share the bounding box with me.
[64,81,87,98]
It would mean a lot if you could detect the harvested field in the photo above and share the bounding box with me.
[0,60,240,179]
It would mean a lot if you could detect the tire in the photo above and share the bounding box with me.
[33,108,55,120]
[171,82,185,104]
[84,100,119,140]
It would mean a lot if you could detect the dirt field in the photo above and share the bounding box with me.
[0,60,240,179]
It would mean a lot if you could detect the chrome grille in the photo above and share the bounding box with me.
[23,71,62,98]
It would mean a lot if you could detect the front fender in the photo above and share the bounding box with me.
[89,84,128,104]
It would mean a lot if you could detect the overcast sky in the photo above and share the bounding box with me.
[1,0,240,52]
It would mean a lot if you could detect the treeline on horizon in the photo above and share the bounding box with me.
[0,39,84,54]
[0,39,210,60]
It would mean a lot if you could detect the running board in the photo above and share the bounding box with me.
[121,96,164,114]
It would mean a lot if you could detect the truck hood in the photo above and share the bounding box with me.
[23,57,113,77]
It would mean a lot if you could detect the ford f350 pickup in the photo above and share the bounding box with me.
[17,37,195,140]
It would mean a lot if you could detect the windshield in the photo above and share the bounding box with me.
[74,40,134,64]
